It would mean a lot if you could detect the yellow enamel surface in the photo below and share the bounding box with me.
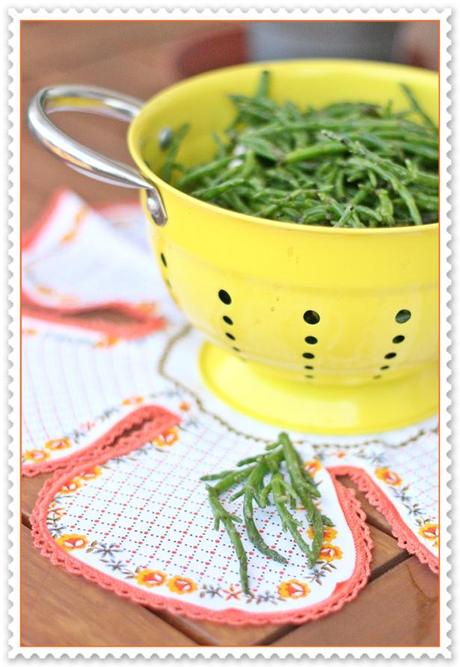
[127,60,439,434]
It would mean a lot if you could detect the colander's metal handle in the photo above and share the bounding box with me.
[27,85,167,226]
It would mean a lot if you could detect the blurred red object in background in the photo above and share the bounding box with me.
[395,22,439,70]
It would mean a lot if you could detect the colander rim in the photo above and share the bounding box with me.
[129,59,439,236]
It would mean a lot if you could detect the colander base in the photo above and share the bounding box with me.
[199,343,438,435]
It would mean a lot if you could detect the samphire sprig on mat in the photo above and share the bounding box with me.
[159,70,438,228]
[200,432,333,594]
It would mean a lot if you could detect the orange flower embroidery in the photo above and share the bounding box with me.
[153,427,179,448]
[167,576,197,595]
[78,466,102,482]
[136,302,158,314]
[135,568,167,588]
[60,206,88,244]
[278,579,311,600]
[48,505,66,519]
[95,336,119,349]
[44,437,71,451]
[375,467,402,487]
[303,459,322,476]
[36,285,54,296]
[418,522,439,547]
[59,478,82,494]
[318,544,343,562]
[23,449,50,464]
[307,526,338,542]
[56,534,88,551]
[122,396,144,406]
[60,230,77,244]
[22,327,37,336]
[179,401,191,412]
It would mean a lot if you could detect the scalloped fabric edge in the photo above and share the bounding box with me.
[22,307,165,342]
[22,188,165,328]
[22,405,179,477]
[330,465,438,574]
[30,422,373,626]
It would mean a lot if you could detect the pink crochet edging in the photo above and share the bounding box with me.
[22,405,179,478]
[22,188,164,326]
[31,443,372,626]
[330,465,438,574]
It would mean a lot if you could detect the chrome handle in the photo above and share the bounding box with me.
[27,85,167,226]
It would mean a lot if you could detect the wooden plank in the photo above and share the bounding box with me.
[21,21,233,76]
[22,473,407,646]
[22,473,52,523]
[338,477,393,535]
[273,557,439,648]
[21,525,196,647]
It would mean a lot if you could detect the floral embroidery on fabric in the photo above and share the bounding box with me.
[59,478,82,494]
[135,568,167,588]
[36,284,80,305]
[278,579,311,599]
[122,396,144,406]
[43,447,359,611]
[59,205,88,244]
[304,459,322,476]
[94,335,120,349]
[23,449,50,463]
[77,466,102,482]
[47,502,66,520]
[318,545,343,562]
[56,533,89,551]
[45,437,72,451]
[152,426,179,448]
[418,521,439,548]
[307,526,338,542]
[167,576,197,595]
[22,391,184,468]
[374,467,402,487]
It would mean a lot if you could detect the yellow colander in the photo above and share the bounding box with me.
[28,60,439,434]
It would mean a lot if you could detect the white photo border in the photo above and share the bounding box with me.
[7,6,452,659]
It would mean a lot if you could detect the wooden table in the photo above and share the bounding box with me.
[20,20,439,648]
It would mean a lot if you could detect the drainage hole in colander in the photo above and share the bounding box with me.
[304,336,318,345]
[373,375,382,379]
[392,335,405,344]
[303,310,320,324]
[160,252,167,268]
[222,315,233,325]
[225,332,236,341]
[395,309,411,323]
[233,346,241,353]
[384,352,397,359]
[218,289,232,305]
[380,365,390,370]
[305,375,314,379]
[304,365,314,370]
[302,352,315,359]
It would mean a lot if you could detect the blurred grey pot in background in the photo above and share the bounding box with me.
[248,22,400,62]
